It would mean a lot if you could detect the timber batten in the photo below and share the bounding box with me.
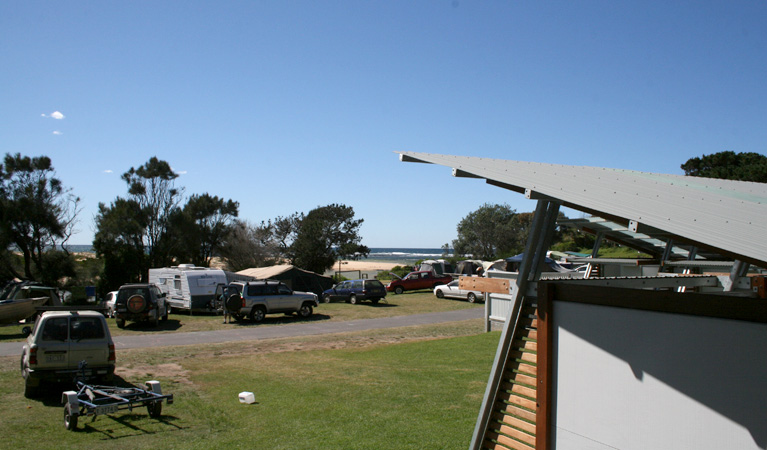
[478,298,541,450]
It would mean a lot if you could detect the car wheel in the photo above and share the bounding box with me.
[323,294,331,303]
[161,306,168,321]
[250,306,266,323]
[467,292,477,303]
[147,401,162,418]
[349,294,358,305]
[394,286,404,295]
[116,318,126,329]
[298,303,313,318]
[64,403,78,431]
[371,298,380,305]
[435,289,444,298]
[232,313,244,322]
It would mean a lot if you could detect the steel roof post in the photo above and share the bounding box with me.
[469,199,559,450]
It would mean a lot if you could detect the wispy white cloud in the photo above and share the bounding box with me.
[42,111,65,119]
[103,169,113,174]
[172,167,187,175]
[53,130,62,135]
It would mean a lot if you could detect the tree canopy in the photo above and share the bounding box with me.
[0,153,80,283]
[93,157,238,288]
[452,203,529,260]
[681,151,767,182]
[288,204,369,274]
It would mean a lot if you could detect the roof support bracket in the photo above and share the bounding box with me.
[452,168,483,178]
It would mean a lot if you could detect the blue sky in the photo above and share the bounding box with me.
[2,1,765,248]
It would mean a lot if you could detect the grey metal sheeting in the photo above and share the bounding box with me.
[397,151,767,268]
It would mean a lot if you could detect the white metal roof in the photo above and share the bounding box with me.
[236,264,320,279]
[397,151,767,268]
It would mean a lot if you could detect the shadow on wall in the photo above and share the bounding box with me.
[555,301,767,449]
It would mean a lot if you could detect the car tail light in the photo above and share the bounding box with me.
[108,343,116,362]
[29,347,37,366]
[241,297,245,308]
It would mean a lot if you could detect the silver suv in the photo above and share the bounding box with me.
[224,280,319,322]
[20,310,115,397]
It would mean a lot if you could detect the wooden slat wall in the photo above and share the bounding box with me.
[480,299,540,450]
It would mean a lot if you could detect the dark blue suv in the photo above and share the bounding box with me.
[322,279,387,305]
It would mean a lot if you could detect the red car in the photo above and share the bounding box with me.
[386,270,452,294]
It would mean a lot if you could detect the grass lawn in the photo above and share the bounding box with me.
[0,320,499,450]
[0,290,482,341]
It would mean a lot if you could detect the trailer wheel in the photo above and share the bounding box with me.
[116,318,126,329]
[147,401,162,418]
[64,403,78,431]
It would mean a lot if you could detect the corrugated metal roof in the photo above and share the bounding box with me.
[397,152,767,268]
[557,216,725,261]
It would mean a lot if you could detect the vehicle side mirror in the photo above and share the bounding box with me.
[22,326,32,337]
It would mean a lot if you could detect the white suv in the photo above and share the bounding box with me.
[20,310,115,397]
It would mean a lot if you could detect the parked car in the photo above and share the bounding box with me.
[322,279,387,304]
[224,280,319,322]
[103,291,118,318]
[114,283,168,328]
[20,310,116,397]
[434,280,484,303]
[386,270,452,295]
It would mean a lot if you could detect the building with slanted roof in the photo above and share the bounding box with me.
[398,152,767,450]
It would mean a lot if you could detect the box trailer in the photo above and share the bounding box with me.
[148,265,253,312]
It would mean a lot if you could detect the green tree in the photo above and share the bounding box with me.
[452,203,528,260]
[168,194,239,266]
[220,220,281,271]
[93,198,148,291]
[289,204,369,274]
[0,153,80,282]
[121,157,184,268]
[681,151,767,182]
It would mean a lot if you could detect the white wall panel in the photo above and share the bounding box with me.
[553,302,767,450]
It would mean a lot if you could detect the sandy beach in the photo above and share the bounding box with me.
[330,260,400,272]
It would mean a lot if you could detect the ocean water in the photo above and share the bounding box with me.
[364,248,452,264]
[63,245,450,265]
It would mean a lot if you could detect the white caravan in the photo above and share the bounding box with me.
[148,264,253,312]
